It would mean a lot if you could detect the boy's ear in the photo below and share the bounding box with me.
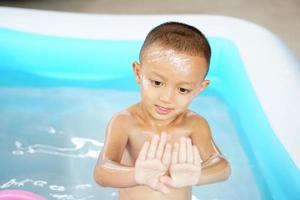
[194,80,210,96]
[132,61,142,84]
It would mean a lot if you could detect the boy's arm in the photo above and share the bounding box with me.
[191,116,231,185]
[94,119,171,193]
[94,114,137,188]
[94,153,137,188]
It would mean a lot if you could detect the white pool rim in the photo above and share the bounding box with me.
[0,6,299,171]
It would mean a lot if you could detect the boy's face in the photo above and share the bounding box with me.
[133,44,210,124]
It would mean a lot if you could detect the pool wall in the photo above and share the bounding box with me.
[0,7,299,168]
[1,7,300,199]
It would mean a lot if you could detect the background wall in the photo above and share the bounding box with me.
[0,0,299,59]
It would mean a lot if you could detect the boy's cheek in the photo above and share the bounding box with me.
[190,92,198,101]
[141,88,157,101]
[140,77,151,90]
[177,94,194,105]
[142,86,160,97]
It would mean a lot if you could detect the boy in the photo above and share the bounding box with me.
[94,21,231,200]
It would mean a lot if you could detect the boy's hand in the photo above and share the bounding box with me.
[134,132,172,194]
[160,137,202,188]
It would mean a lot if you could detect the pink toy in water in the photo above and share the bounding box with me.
[0,190,45,200]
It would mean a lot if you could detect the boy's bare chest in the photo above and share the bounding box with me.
[120,123,193,166]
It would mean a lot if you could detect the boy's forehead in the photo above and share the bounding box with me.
[142,43,206,66]
[144,61,206,85]
[142,44,207,81]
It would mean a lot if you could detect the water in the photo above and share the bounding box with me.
[0,87,262,200]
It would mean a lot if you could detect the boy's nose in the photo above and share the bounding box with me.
[159,88,174,103]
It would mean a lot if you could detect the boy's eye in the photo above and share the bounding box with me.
[151,80,162,86]
[179,88,191,94]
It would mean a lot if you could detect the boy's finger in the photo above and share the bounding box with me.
[187,138,193,164]
[160,176,176,188]
[156,132,168,159]
[162,143,172,166]
[156,179,171,194]
[193,145,202,166]
[137,141,150,161]
[172,142,179,164]
[147,134,160,159]
[179,137,187,163]
[160,185,170,194]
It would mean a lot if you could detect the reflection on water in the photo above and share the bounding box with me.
[49,193,94,200]
[0,87,262,200]
[1,179,68,190]
[0,178,98,200]
[12,137,103,159]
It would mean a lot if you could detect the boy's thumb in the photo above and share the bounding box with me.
[160,176,173,186]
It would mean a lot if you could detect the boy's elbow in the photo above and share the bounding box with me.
[220,158,231,181]
[94,165,110,187]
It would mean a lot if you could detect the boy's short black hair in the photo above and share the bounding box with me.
[139,21,211,77]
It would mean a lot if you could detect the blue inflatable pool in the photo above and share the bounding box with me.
[0,7,299,200]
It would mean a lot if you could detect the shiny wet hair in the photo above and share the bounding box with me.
[139,21,211,77]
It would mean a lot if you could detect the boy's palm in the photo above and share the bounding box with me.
[161,163,201,188]
[134,133,172,194]
[135,134,202,192]
[160,137,202,188]
[135,157,167,189]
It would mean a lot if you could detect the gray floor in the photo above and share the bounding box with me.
[1,0,300,59]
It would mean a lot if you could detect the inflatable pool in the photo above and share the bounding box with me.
[0,190,44,200]
[0,7,299,200]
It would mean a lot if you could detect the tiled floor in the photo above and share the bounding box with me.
[0,0,299,59]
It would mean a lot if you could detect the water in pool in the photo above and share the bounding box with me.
[0,86,262,200]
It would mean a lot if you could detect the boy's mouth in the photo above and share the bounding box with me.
[155,105,174,115]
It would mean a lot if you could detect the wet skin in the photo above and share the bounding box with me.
[94,43,231,200]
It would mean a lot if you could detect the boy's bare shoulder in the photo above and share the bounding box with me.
[185,110,210,133]
[109,103,141,127]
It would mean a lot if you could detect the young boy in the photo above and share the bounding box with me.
[94,21,231,200]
